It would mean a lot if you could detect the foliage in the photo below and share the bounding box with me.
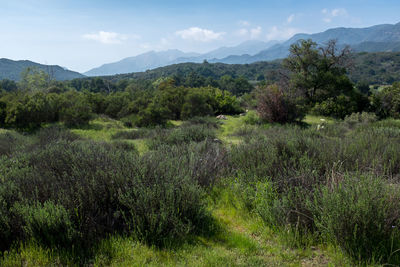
[372,82,400,119]
[344,112,378,128]
[0,127,217,253]
[59,92,92,127]
[311,174,400,264]
[283,39,354,103]
[257,84,305,123]
[147,124,217,150]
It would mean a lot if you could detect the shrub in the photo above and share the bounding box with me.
[257,84,305,123]
[181,90,213,119]
[111,140,138,152]
[242,110,260,125]
[35,126,80,147]
[372,83,400,119]
[147,124,216,150]
[311,94,358,119]
[0,132,25,156]
[14,201,75,248]
[310,174,400,264]
[59,94,92,127]
[344,112,378,128]
[181,116,220,129]
[0,135,215,251]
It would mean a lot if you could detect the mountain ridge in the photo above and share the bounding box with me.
[0,58,85,81]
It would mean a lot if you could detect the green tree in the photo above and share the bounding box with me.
[283,39,353,104]
[19,67,50,92]
[181,89,213,119]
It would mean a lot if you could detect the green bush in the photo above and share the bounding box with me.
[242,110,260,125]
[0,132,25,156]
[147,124,216,150]
[344,112,378,128]
[111,140,138,152]
[372,82,400,119]
[59,93,92,127]
[312,94,358,119]
[181,116,220,129]
[310,174,400,264]
[14,201,75,248]
[35,125,80,147]
[257,84,305,124]
[0,131,216,251]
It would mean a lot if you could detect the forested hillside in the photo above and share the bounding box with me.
[83,51,400,86]
[0,58,84,81]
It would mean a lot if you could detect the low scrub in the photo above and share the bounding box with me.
[0,130,217,254]
[147,124,217,150]
[311,174,400,264]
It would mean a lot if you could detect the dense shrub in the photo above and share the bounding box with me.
[147,124,217,150]
[0,130,219,252]
[227,120,400,263]
[372,82,400,119]
[242,110,261,125]
[14,201,76,248]
[310,174,400,264]
[35,125,80,147]
[0,132,25,156]
[181,116,220,129]
[257,84,305,123]
[344,112,378,128]
[312,95,358,119]
[59,93,92,127]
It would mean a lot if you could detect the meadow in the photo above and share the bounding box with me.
[1,111,399,266]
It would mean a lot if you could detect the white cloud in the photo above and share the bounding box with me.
[250,26,262,39]
[287,14,295,24]
[83,31,129,44]
[266,26,301,41]
[238,20,250,27]
[321,8,348,23]
[175,27,225,42]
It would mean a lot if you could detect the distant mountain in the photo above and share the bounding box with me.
[217,22,400,64]
[0,58,85,81]
[84,41,279,76]
[91,51,400,86]
[85,22,400,76]
[173,40,280,64]
[84,50,200,76]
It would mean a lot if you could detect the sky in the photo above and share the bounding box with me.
[1,0,400,72]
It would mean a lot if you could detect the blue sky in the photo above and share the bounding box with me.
[1,0,400,72]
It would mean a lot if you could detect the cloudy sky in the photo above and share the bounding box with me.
[1,0,399,72]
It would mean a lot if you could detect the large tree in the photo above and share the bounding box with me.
[283,39,354,104]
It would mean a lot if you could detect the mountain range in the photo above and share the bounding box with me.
[212,22,400,64]
[0,59,84,81]
[84,40,278,76]
[2,22,400,80]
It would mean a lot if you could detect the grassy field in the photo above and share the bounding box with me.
[0,112,396,266]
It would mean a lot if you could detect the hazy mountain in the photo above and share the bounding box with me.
[217,22,400,64]
[93,51,400,87]
[84,22,400,76]
[84,50,200,76]
[173,40,280,64]
[85,41,279,76]
[0,58,85,81]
